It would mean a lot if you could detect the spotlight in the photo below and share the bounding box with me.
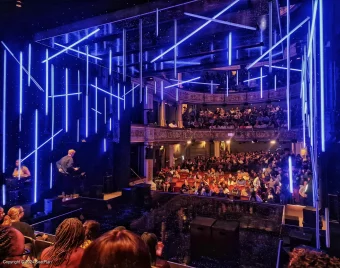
[270,140,276,144]
[226,140,231,144]
[187,140,192,145]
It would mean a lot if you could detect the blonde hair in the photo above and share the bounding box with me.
[68,149,76,155]
[2,206,23,226]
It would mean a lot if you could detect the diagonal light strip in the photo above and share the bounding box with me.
[307,0,319,57]
[49,92,82,98]
[1,41,44,91]
[54,43,102,60]
[42,28,100,63]
[151,0,240,63]
[243,75,267,82]
[90,84,124,100]
[165,77,200,88]
[170,79,219,86]
[21,129,63,162]
[264,65,301,72]
[184,12,257,30]
[246,17,310,70]
[91,108,102,114]
[122,84,140,97]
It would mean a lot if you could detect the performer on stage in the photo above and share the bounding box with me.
[56,149,79,175]
[12,160,31,178]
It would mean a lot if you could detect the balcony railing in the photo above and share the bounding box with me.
[131,125,300,143]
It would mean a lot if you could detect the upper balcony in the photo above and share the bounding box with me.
[131,125,300,143]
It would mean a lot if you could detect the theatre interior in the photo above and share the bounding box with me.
[1,0,340,267]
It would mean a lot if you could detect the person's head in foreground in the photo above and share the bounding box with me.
[2,206,24,226]
[43,218,85,267]
[0,226,25,268]
[80,229,151,268]
[289,247,340,268]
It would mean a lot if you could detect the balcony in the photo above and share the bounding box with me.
[131,125,300,143]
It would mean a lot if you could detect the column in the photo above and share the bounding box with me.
[168,144,175,168]
[159,100,166,127]
[144,92,153,125]
[176,102,183,128]
[226,140,231,153]
[143,144,154,180]
[214,141,220,158]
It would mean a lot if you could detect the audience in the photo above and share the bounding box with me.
[141,232,170,268]
[0,207,4,224]
[182,104,300,129]
[81,220,100,249]
[79,229,152,268]
[0,226,26,268]
[40,218,85,268]
[2,206,35,240]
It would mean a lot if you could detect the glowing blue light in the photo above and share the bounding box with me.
[274,75,277,91]
[174,19,177,78]
[264,65,301,72]
[45,49,49,115]
[307,0,319,57]
[91,108,102,114]
[124,86,126,110]
[2,50,6,173]
[51,65,55,150]
[139,19,143,103]
[54,43,102,60]
[109,118,112,131]
[146,86,148,104]
[77,119,80,143]
[165,60,200,65]
[95,77,98,133]
[21,129,63,162]
[42,28,100,63]
[246,17,310,70]
[260,68,263,98]
[236,70,238,85]
[288,156,293,193]
[78,70,80,101]
[184,12,257,30]
[34,109,38,203]
[28,43,31,86]
[110,85,113,105]
[287,0,291,131]
[176,88,178,102]
[169,79,219,86]
[123,84,139,97]
[104,138,107,152]
[49,92,82,98]
[18,148,21,180]
[50,163,53,189]
[154,81,157,94]
[1,42,44,91]
[19,52,22,132]
[90,84,123,100]
[243,75,267,83]
[319,0,325,152]
[109,49,112,75]
[156,8,159,36]
[165,76,200,88]
[228,32,232,66]
[226,75,229,96]
[161,80,164,100]
[65,68,68,132]
[86,46,89,138]
[132,83,135,107]
[151,0,240,63]
[104,98,107,124]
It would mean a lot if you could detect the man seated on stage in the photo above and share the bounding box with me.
[12,160,31,178]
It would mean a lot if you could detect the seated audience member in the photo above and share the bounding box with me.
[0,207,4,224]
[81,220,100,249]
[146,177,157,191]
[40,218,85,268]
[2,206,35,240]
[168,121,177,128]
[0,226,26,268]
[141,232,170,268]
[299,180,308,205]
[289,247,340,268]
[80,230,151,268]
[180,180,190,194]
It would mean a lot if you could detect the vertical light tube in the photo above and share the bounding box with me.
[228,32,232,66]
[161,80,164,100]
[109,118,112,131]
[174,19,177,79]
[269,1,273,73]
[288,156,293,193]
[308,24,313,146]
[18,148,21,180]
[78,70,80,101]
[274,75,277,91]
[28,43,31,86]
[260,68,263,98]
[2,50,6,174]
[86,46,89,137]
[123,28,126,82]
[95,43,98,64]
[145,86,148,104]
[139,19,143,103]
[287,0,291,131]
[156,8,159,36]
[325,207,330,248]
[95,77,98,134]
[34,109,38,203]
[236,70,238,85]
[65,68,68,133]
[319,0,325,152]
[154,81,157,94]
[19,52,23,132]
[145,51,148,69]
[104,97,107,123]
[45,49,49,115]
[160,49,164,70]
[301,59,306,148]
[118,83,120,121]
[123,86,126,110]
[109,49,112,75]
[50,163,53,189]
[2,185,5,206]
[104,138,107,152]
[51,65,55,150]
[132,82,135,107]
[210,80,213,94]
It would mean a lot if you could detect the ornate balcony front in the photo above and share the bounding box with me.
[131,125,300,143]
